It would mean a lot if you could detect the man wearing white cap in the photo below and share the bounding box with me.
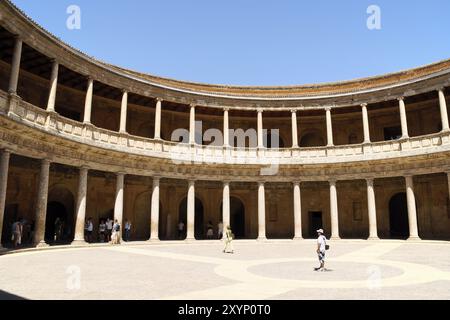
[314,229,328,271]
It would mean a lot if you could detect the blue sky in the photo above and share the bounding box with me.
[11,0,450,86]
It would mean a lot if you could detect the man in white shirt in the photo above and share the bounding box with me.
[217,221,224,239]
[315,229,327,271]
[178,221,185,240]
[106,218,113,242]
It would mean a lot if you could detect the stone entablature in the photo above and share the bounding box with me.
[1,0,450,109]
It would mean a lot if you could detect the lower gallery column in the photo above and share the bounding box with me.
[329,180,340,240]
[222,181,230,240]
[0,150,11,249]
[405,176,420,240]
[447,172,450,200]
[293,182,303,240]
[150,177,160,241]
[186,180,195,240]
[114,173,125,239]
[72,166,89,245]
[257,182,266,240]
[33,159,51,247]
[366,178,379,240]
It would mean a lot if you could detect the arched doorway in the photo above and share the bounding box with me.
[389,193,409,239]
[178,197,204,240]
[300,131,325,147]
[45,202,68,243]
[220,197,246,239]
[46,186,75,244]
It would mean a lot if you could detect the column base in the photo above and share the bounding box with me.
[407,236,421,241]
[292,237,304,241]
[367,237,380,241]
[184,237,196,242]
[257,237,267,242]
[330,236,341,241]
[148,238,160,242]
[71,240,89,246]
[34,241,49,248]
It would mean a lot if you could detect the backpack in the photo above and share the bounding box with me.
[114,224,120,232]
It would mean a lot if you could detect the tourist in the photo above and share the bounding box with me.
[12,219,22,248]
[206,221,214,239]
[106,218,113,242]
[124,219,132,241]
[217,221,223,239]
[223,225,234,254]
[86,218,93,243]
[98,219,106,242]
[314,229,328,272]
[178,220,185,240]
[111,219,121,245]
[54,217,62,242]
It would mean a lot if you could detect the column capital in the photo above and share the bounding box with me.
[365,178,375,185]
[40,158,51,165]
[257,181,265,186]
[436,86,445,93]
[292,181,301,186]
[324,106,332,112]
[79,165,90,171]
[223,107,230,112]
[12,35,22,41]
[290,109,297,114]
[223,180,231,187]
[189,103,196,109]
[116,171,126,177]
[360,103,368,108]
[121,89,129,94]
[85,75,94,82]
[1,148,12,155]
[329,179,337,185]
[49,58,59,65]
[153,176,161,185]
[397,96,405,102]
[256,107,264,114]
[156,97,163,103]
[188,180,196,186]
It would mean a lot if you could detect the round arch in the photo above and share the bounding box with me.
[300,130,325,147]
[46,185,75,243]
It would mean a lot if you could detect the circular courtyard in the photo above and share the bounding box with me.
[0,240,449,300]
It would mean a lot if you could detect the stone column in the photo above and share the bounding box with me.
[114,173,125,230]
[361,103,371,143]
[257,109,264,148]
[405,176,420,240]
[46,60,59,112]
[257,182,266,240]
[154,98,162,139]
[222,181,230,240]
[366,178,379,240]
[329,180,340,239]
[293,182,302,240]
[447,172,450,200]
[398,97,409,139]
[223,108,230,147]
[33,159,51,247]
[8,36,22,94]
[119,90,128,134]
[438,89,449,132]
[326,107,334,146]
[0,150,11,249]
[150,177,160,241]
[72,166,89,245]
[291,110,299,148]
[83,78,94,124]
[189,104,196,145]
[186,180,195,240]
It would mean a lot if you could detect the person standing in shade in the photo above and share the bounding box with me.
[106,218,113,242]
[124,219,132,242]
[86,218,94,243]
[223,225,234,254]
[206,221,214,239]
[98,219,106,243]
[217,221,224,239]
[111,219,121,245]
[314,229,328,271]
[177,221,185,240]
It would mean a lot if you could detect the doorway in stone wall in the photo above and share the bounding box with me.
[309,211,323,238]
[389,193,409,239]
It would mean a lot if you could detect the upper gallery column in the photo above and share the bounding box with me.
[114,172,125,235]
[293,182,303,239]
[72,166,89,245]
[154,98,162,140]
[83,77,94,124]
[291,110,299,148]
[222,181,230,240]
[325,107,334,146]
[257,109,264,148]
[186,180,195,240]
[8,36,22,95]
[0,150,11,250]
[257,181,266,240]
[329,180,340,239]
[223,108,230,147]
[438,88,449,132]
[149,177,160,241]
[405,176,420,240]
[189,104,196,145]
[46,60,59,113]
[366,178,379,240]
[361,103,371,143]
[398,97,409,139]
[33,159,51,247]
[119,90,128,134]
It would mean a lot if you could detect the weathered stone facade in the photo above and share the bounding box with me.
[0,0,449,248]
